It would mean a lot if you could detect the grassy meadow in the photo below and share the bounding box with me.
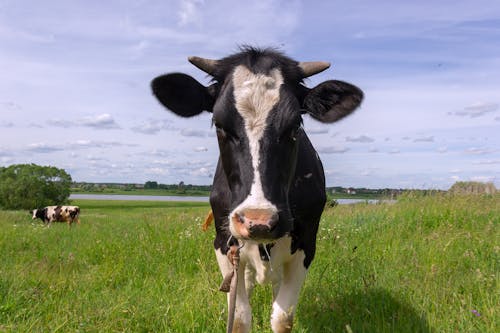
[0,194,498,332]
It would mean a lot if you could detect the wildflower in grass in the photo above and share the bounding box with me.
[471,309,481,317]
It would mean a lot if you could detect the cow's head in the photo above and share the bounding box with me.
[152,47,363,241]
[31,208,44,220]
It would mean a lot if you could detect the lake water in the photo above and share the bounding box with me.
[70,194,389,205]
[70,194,209,202]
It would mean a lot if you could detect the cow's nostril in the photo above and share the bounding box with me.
[236,213,245,224]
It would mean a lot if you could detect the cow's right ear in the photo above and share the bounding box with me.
[151,73,215,117]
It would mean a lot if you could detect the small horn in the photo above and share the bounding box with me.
[299,61,331,78]
[188,56,219,75]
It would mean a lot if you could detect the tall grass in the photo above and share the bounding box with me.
[0,194,498,332]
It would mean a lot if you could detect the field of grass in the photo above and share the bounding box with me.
[0,194,498,332]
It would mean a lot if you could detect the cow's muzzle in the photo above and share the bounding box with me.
[231,208,283,240]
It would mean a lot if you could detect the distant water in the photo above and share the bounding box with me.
[70,194,390,205]
[70,194,209,202]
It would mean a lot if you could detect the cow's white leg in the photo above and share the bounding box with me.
[270,251,307,333]
[244,265,256,297]
[216,249,252,333]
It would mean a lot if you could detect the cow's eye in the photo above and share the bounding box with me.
[215,125,239,143]
[278,125,300,143]
[288,125,301,141]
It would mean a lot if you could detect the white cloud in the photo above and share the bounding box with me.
[26,142,63,153]
[180,128,207,137]
[190,167,212,177]
[146,149,171,157]
[317,146,349,154]
[472,160,500,165]
[346,135,375,143]
[51,118,76,127]
[49,114,120,130]
[413,136,434,143]
[0,101,22,110]
[131,119,175,135]
[0,121,14,128]
[145,167,170,176]
[81,114,120,129]
[178,0,204,27]
[0,148,13,157]
[464,147,495,155]
[470,175,496,183]
[1,1,499,189]
[449,102,499,118]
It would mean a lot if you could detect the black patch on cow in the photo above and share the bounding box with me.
[258,243,274,261]
[212,82,254,211]
[35,208,48,223]
[69,207,80,219]
[54,206,62,221]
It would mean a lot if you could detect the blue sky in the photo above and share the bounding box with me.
[1,0,499,189]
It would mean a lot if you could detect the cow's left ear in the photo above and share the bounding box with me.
[302,80,363,123]
[151,73,215,117]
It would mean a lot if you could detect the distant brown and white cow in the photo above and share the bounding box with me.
[32,205,80,226]
[151,47,363,332]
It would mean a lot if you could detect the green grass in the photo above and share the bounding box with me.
[0,194,498,332]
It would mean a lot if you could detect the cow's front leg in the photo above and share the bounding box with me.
[270,251,307,333]
[216,249,252,333]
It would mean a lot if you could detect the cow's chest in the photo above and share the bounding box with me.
[240,236,297,285]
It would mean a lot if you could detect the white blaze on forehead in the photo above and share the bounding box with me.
[232,66,283,133]
[229,65,284,226]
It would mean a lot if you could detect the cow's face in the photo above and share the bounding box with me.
[152,47,363,241]
[32,208,45,220]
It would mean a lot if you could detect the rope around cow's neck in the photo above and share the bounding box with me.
[219,237,244,333]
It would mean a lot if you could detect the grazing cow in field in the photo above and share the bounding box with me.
[151,47,363,332]
[32,205,80,226]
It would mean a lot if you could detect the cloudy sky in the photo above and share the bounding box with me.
[1,0,499,189]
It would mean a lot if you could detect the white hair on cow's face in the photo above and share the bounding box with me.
[232,66,282,133]
[229,65,283,234]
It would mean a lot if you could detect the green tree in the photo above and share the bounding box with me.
[0,164,72,210]
[144,181,158,189]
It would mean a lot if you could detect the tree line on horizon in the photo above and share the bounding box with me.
[0,164,497,210]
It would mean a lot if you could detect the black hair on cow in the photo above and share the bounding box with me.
[211,46,304,85]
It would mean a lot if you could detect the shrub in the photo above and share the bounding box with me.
[449,181,497,194]
[0,164,72,210]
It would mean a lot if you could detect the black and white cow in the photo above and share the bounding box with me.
[151,47,363,332]
[32,205,81,226]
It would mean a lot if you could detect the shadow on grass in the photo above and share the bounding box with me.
[298,287,432,333]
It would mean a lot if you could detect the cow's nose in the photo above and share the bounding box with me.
[234,208,279,238]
